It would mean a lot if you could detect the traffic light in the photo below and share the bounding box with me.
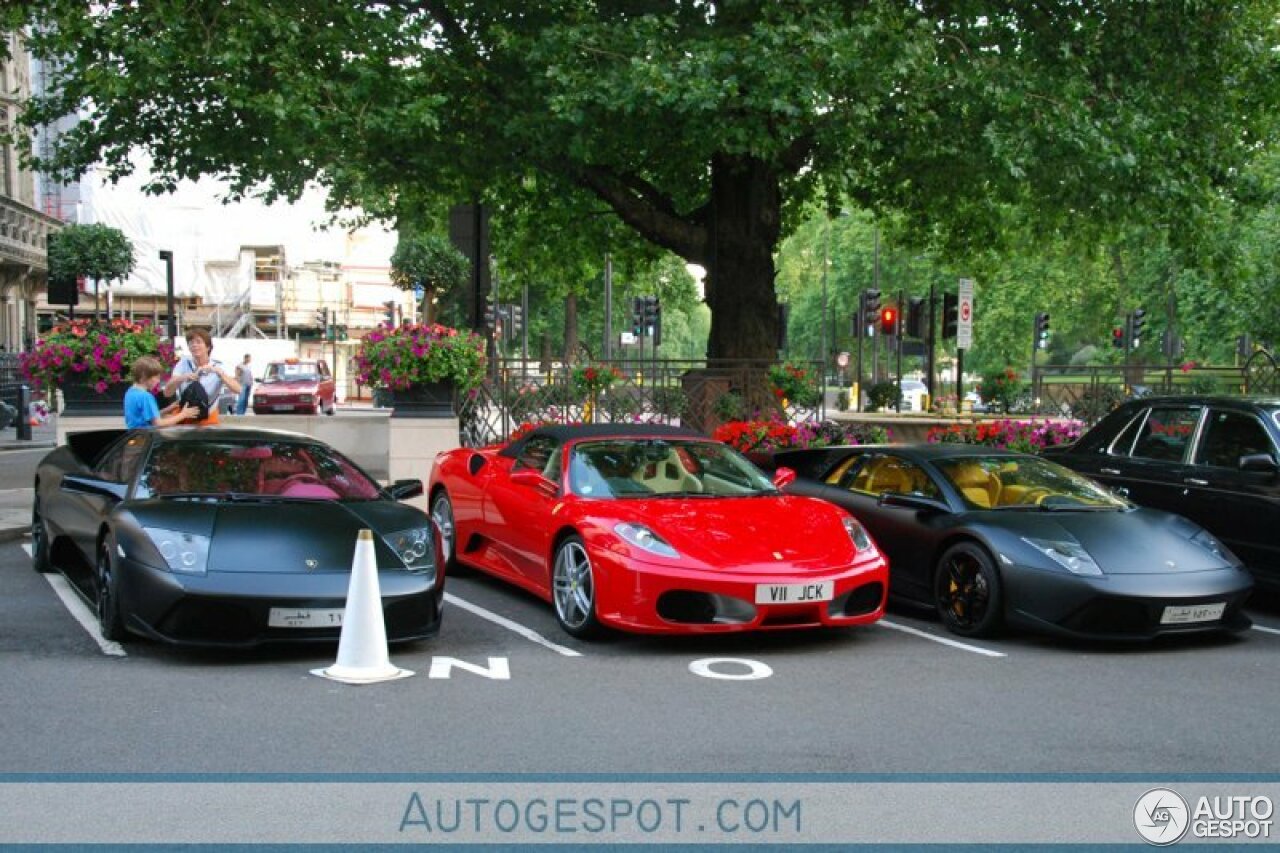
[1112,327,1126,349]
[905,297,926,338]
[642,295,661,346]
[316,307,329,329]
[483,297,496,330]
[879,305,898,336]
[1034,312,1051,350]
[510,303,524,335]
[1129,308,1146,349]
[861,289,881,322]
[631,297,644,337]
[383,300,397,326]
[942,292,958,339]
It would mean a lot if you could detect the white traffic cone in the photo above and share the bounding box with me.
[312,529,414,684]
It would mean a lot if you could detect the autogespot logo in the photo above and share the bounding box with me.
[1135,788,1190,845]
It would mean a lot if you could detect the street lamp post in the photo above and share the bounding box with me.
[158,250,176,339]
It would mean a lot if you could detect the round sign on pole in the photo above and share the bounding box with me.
[836,351,850,368]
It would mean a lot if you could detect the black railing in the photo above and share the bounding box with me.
[1030,352,1275,424]
[457,358,825,447]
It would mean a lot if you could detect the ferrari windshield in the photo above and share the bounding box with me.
[568,439,777,499]
[137,439,382,500]
[262,363,321,383]
[933,455,1129,511]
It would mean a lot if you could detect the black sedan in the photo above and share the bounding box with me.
[773,444,1254,640]
[1042,395,1280,592]
[31,427,443,647]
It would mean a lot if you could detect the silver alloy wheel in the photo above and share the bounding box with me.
[430,492,455,565]
[553,540,594,630]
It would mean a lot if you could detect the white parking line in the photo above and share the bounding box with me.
[444,592,583,657]
[22,545,127,657]
[878,619,1007,658]
[1252,625,1280,636]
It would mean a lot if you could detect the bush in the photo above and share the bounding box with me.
[714,391,746,422]
[977,367,1025,414]
[20,318,174,391]
[867,381,900,412]
[712,419,890,453]
[651,385,687,419]
[768,362,821,407]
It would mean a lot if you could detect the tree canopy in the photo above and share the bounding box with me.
[11,2,1278,359]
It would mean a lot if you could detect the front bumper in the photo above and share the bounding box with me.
[117,558,442,647]
[1004,564,1254,640]
[591,549,889,634]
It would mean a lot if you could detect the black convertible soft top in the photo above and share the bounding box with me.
[499,423,705,459]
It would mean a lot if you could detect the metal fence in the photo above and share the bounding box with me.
[1031,350,1278,423]
[457,358,825,447]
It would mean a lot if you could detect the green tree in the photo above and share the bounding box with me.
[12,4,1278,359]
[46,223,134,316]
[389,232,469,324]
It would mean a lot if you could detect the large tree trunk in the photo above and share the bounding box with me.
[563,292,580,363]
[704,154,782,361]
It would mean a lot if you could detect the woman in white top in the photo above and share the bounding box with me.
[163,328,241,425]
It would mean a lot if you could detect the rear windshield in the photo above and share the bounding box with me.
[262,363,321,382]
[137,440,381,501]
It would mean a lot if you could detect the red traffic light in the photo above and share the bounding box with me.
[1111,327,1125,349]
[880,306,898,335]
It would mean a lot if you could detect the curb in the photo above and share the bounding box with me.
[0,525,29,544]
[0,442,54,453]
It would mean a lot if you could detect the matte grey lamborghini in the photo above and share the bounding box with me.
[31,427,442,647]
[772,444,1254,640]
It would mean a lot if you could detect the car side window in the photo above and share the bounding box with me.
[1196,410,1276,469]
[1101,409,1147,456]
[93,434,150,484]
[515,435,560,475]
[1129,407,1201,463]
[845,454,939,498]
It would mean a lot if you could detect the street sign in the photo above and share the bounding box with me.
[957,278,975,350]
[836,351,850,368]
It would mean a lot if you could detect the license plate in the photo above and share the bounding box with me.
[272,404,294,411]
[1160,602,1226,625]
[268,608,344,628]
[755,581,834,605]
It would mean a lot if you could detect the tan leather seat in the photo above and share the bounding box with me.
[949,462,999,508]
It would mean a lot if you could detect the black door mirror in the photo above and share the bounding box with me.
[387,479,424,500]
[1239,453,1279,474]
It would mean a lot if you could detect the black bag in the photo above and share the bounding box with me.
[179,380,211,421]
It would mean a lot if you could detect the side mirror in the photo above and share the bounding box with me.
[772,467,797,489]
[1239,453,1279,474]
[387,479,424,500]
[61,475,128,502]
[879,492,950,514]
[511,468,557,494]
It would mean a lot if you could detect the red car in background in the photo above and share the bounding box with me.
[428,423,889,638]
[252,359,337,415]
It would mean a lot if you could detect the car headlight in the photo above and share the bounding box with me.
[843,517,873,554]
[614,523,680,559]
[1191,529,1241,565]
[299,394,314,403]
[142,527,211,575]
[1021,536,1103,576]
[382,526,436,575]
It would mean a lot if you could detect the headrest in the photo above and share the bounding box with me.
[949,463,990,488]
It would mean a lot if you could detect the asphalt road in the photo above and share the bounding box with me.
[4,529,1280,776]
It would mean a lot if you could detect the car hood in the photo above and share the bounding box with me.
[256,381,319,392]
[998,507,1231,575]
[597,494,859,573]
[128,499,428,573]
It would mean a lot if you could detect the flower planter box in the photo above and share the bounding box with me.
[389,382,454,419]
[61,381,130,417]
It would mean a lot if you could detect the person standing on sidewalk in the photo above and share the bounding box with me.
[235,353,254,415]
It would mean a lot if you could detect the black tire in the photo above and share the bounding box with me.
[31,497,51,573]
[934,542,1003,638]
[430,490,461,576]
[324,398,336,416]
[551,534,603,639]
[96,540,128,643]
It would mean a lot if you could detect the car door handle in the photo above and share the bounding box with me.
[1184,478,1209,486]
[1101,467,1122,475]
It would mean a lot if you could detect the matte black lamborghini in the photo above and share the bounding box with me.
[773,444,1254,640]
[31,427,443,647]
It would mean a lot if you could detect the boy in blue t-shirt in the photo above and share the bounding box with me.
[124,356,198,429]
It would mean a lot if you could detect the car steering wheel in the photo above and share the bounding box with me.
[1019,487,1053,505]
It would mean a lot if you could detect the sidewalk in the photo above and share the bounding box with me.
[0,419,54,544]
